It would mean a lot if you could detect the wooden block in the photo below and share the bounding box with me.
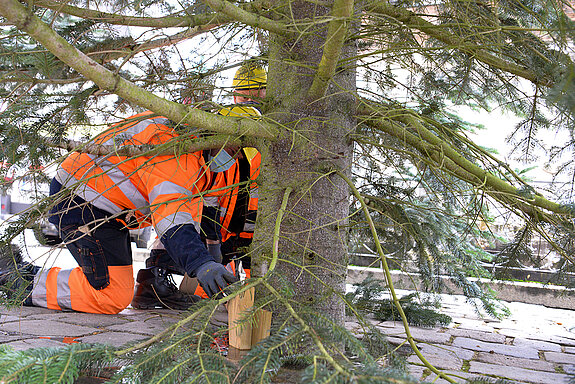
[227,346,250,363]
[251,309,272,346]
[228,287,255,350]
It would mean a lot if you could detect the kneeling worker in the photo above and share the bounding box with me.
[132,104,261,307]
[0,111,238,314]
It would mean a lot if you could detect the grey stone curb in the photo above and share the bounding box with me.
[348,266,575,310]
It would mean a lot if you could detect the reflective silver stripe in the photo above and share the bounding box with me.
[95,158,150,215]
[99,117,172,146]
[57,164,151,217]
[243,222,256,232]
[56,269,74,310]
[249,186,259,199]
[55,167,77,186]
[155,212,200,237]
[204,196,218,207]
[220,207,228,216]
[149,181,197,202]
[57,168,123,214]
[31,270,50,308]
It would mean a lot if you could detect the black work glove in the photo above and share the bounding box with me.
[206,242,223,264]
[195,261,238,297]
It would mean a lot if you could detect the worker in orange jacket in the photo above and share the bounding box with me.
[188,63,265,296]
[215,145,260,275]
[132,62,265,305]
[0,111,238,314]
[186,110,261,300]
[216,62,264,274]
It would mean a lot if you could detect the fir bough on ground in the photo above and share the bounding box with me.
[0,343,117,384]
[345,275,452,327]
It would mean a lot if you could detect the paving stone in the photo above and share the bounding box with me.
[475,351,556,372]
[77,331,148,347]
[421,369,475,383]
[377,325,408,338]
[408,327,452,344]
[416,343,475,360]
[345,320,359,329]
[377,320,404,328]
[496,325,575,343]
[6,337,68,351]
[497,328,575,347]
[512,337,562,352]
[107,316,181,336]
[376,323,452,344]
[0,335,32,343]
[119,308,182,318]
[345,321,363,337]
[407,364,427,380]
[0,306,57,317]
[373,321,406,334]
[407,350,463,370]
[469,361,569,384]
[0,320,99,337]
[453,319,497,333]
[452,337,539,359]
[445,328,506,343]
[28,312,128,328]
[387,336,409,347]
[0,315,21,323]
[544,351,575,364]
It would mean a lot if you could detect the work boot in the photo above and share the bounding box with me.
[0,261,40,306]
[131,267,199,310]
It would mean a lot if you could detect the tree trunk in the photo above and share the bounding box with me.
[252,0,356,327]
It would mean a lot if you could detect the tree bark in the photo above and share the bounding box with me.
[252,0,356,327]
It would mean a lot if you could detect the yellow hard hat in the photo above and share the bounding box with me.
[232,64,267,90]
[218,105,261,118]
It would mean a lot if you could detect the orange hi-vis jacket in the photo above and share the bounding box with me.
[217,148,260,242]
[38,111,219,314]
[55,111,213,237]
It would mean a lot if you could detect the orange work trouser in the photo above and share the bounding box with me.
[32,220,134,314]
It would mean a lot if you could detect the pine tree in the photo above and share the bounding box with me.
[0,0,574,382]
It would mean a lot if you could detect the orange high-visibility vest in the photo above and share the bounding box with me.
[217,148,260,242]
[56,111,212,236]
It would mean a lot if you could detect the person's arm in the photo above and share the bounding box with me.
[161,224,213,275]
[201,206,223,263]
[161,224,236,296]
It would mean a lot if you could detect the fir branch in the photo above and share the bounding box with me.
[337,169,457,384]
[346,277,451,327]
[0,0,278,140]
[49,135,247,157]
[356,105,573,221]
[266,187,293,277]
[0,344,116,383]
[0,75,84,84]
[261,280,350,378]
[88,25,223,64]
[34,0,228,28]
[203,0,293,36]
[307,0,354,100]
[367,2,556,87]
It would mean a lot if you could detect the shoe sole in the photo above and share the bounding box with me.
[131,298,196,310]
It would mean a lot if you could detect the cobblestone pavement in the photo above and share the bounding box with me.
[365,292,575,383]
[1,242,573,383]
[0,292,573,383]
